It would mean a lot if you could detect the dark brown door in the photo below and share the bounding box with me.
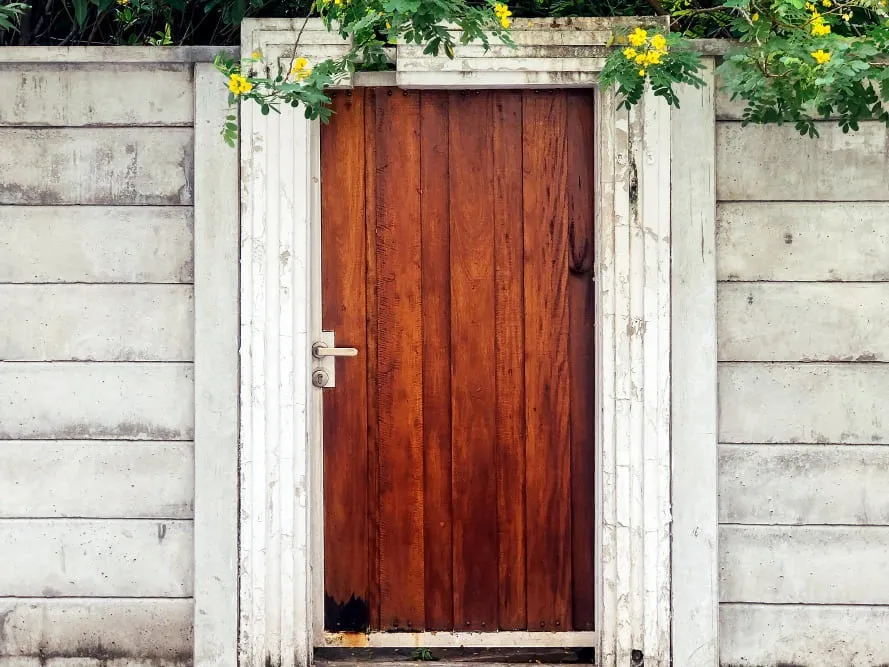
[320,88,596,634]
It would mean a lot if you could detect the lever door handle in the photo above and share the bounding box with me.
[312,342,358,359]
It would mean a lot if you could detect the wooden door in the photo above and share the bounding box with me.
[320,88,596,635]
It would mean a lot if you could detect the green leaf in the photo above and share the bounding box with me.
[72,0,88,27]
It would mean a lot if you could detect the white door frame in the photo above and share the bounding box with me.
[239,17,676,667]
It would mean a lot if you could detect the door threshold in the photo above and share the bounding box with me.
[315,644,595,664]
[321,632,597,650]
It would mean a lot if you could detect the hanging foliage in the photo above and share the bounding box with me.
[3,0,889,136]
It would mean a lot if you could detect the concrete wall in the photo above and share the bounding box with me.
[714,87,889,665]
[0,50,238,667]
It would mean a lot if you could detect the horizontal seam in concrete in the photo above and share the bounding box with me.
[0,46,238,63]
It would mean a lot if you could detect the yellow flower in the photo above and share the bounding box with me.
[811,48,831,64]
[116,0,128,5]
[752,12,760,21]
[250,50,262,60]
[804,2,814,9]
[628,27,648,47]
[493,2,512,27]
[644,50,662,65]
[842,11,851,20]
[638,68,646,76]
[291,57,312,81]
[228,73,252,96]
[635,54,646,65]
[623,47,638,59]
[385,21,391,29]
[822,0,831,6]
[811,18,831,35]
[650,33,667,52]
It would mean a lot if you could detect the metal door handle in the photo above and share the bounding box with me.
[312,342,358,359]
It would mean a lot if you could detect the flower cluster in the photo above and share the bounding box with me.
[623,28,668,77]
[804,2,833,36]
[811,48,831,63]
[493,2,512,29]
[291,57,312,81]
[227,73,252,95]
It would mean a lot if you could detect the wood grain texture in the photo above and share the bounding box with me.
[420,91,454,631]
[321,87,597,633]
[720,525,889,604]
[522,90,572,631]
[0,64,193,126]
[718,362,889,444]
[0,285,194,361]
[0,206,194,284]
[720,603,889,666]
[492,90,527,631]
[716,122,889,201]
[0,363,193,440]
[565,90,596,631]
[716,202,889,281]
[718,283,889,362]
[0,519,192,597]
[449,91,499,631]
[720,444,889,525]
[321,90,370,631]
[374,89,425,630]
[0,441,193,519]
[0,128,193,205]
[0,598,192,660]
[364,89,382,631]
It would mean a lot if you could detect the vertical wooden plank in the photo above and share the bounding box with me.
[321,90,370,631]
[492,90,527,631]
[566,90,596,631]
[522,90,572,631]
[375,88,425,630]
[193,62,239,667]
[449,91,499,632]
[364,89,381,631]
[420,91,454,631]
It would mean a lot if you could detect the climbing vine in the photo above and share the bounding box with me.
[213,0,512,144]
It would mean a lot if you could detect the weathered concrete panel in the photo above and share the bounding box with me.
[0,363,194,440]
[720,525,889,603]
[717,122,889,201]
[718,362,889,444]
[718,283,889,362]
[0,128,193,205]
[720,603,889,666]
[0,207,194,283]
[0,64,193,126]
[0,598,192,659]
[0,519,192,597]
[0,285,194,361]
[0,442,193,519]
[716,202,889,282]
[0,660,189,667]
[720,444,889,525]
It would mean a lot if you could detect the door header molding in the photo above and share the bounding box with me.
[238,18,674,667]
